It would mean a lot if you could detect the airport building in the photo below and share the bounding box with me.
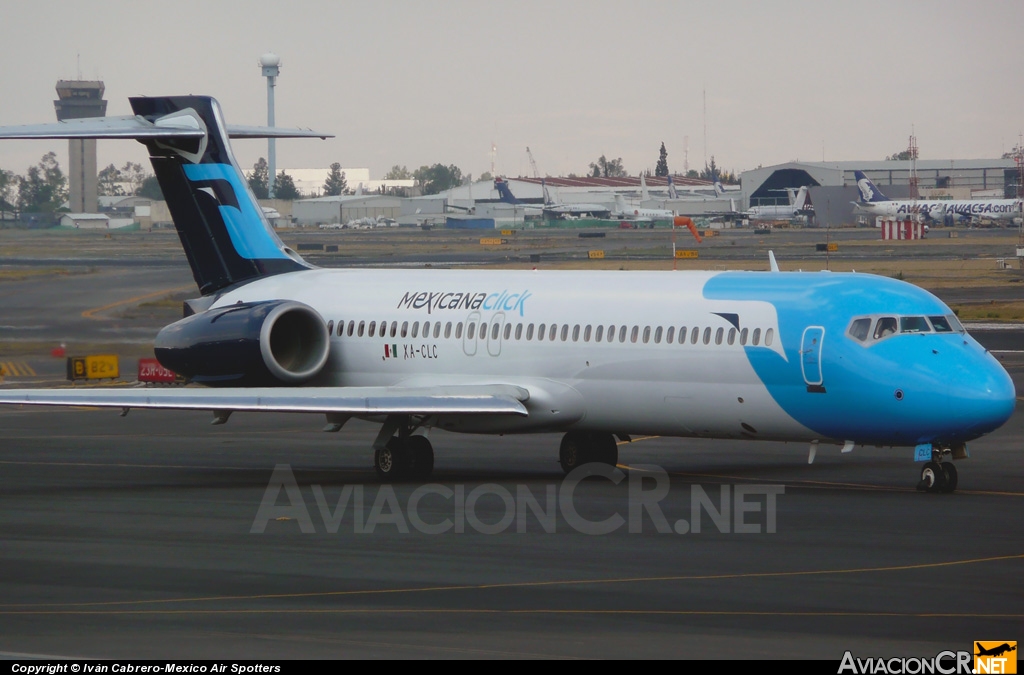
[741,160,1021,227]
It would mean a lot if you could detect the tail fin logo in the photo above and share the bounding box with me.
[857,178,875,203]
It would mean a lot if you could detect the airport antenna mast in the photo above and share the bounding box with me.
[907,129,919,200]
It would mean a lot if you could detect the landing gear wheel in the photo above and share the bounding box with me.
[940,462,958,493]
[559,432,588,474]
[405,435,435,480]
[917,461,946,493]
[375,438,409,481]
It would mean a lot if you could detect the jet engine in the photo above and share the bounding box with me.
[154,300,330,385]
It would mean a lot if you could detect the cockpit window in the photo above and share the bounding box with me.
[873,317,898,340]
[900,316,930,334]
[848,318,871,342]
[929,316,953,332]
[946,314,965,333]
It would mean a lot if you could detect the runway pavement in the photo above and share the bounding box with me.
[0,396,1021,659]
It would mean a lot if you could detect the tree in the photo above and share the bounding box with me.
[384,165,412,180]
[138,175,163,200]
[588,155,627,178]
[414,163,463,195]
[322,163,347,196]
[274,171,301,200]
[478,171,493,183]
[699,156,721,182]
[1,168,18,211]
[248,158,269,199]
[655,142,669,177]
[886,150,913,161]
[17,152,68,213]
[98,164,125,196]
[121,162,148,195]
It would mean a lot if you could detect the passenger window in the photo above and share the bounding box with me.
[765,328,774,346]
[410,321,418,338]
[515,324,523,340]
[527,323,535,340]
[421,321,430,338]
[468,323,476,340]
[401,321,409,338]
[348,321,355,337]
[571,324,580,342]
[493,323,500,340]
[928,316,953,333]
[368,321,376,337]
[480,323,487,340]
[444,322,452,338]
[873,317,897,339]
[358,320,366,337]
[739,327,748,345]
[642,326,651,343]
[433,322,441,339]
[654,327,663,344]
[715,327,723,345]
[390,322,398,338]
[595,325,603,342]
[703,327,711,345]
[550,324,558,341]
[327,320,334,335]
[560,324,569,341]
[900,316,930,334]
[691,327,699,344]
[504,323,512,340]
[455,323,463,339]
[848,318,871,342]
[583,325,592,342]
[752,328,761,346]
[538,323,546,341]
[607,325,615,342]
[619,325,628,342]
[727,328,736,345]
[666,327,674,343]
[630,326,639,343]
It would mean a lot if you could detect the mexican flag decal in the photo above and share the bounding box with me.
[384,344,399,359]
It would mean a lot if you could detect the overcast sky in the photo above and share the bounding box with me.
[1,0,1022,182]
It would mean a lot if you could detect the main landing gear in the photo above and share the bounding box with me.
[373,415,435,481]
[558,431,619,475]
[916,445,960,494]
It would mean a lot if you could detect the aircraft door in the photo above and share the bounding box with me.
[487,312,505,357]
[800,326,825,393]
[463,311,481,356]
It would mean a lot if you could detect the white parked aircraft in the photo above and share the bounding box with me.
[746,186,813,222]
[0,96,1014,493]
[853,171,1022,225]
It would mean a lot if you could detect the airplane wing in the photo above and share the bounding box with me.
[0,384,529,416]
[0,117,332,140]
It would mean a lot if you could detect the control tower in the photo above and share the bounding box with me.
[54,80,107,213]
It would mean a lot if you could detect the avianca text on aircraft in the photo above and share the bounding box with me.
[853,170,1023,224]
[0,96,1015,493]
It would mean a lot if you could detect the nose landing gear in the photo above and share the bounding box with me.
[916,446,960,494]
[559,432,619,474]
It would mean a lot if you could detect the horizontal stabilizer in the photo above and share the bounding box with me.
[0,384,530,417]
[0,116,331,141]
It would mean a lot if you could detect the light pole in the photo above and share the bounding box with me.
[259,53,280,198]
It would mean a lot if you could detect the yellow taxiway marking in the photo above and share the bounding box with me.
[81,285,192,319]
[1,361,36,377]
[1,552,1020,611]
[616,435,660,445]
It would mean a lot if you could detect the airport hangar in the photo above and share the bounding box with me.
[742,159,1020,227]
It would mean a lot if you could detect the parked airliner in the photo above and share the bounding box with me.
[0,96,1014,492]
[746,186,813,222]
[853,171,1023,225]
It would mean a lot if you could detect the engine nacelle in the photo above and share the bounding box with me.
[154,300,330,386]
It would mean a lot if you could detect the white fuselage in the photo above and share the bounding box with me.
[210,268,807,440]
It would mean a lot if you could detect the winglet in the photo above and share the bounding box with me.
[768,250,780,272]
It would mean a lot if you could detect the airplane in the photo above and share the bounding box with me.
[745,186,814,222]
[975,643,1016,658]
[612,192,674,223]
[0,95,1015,494]
[853,170,1023,225]
[539,179,612,219]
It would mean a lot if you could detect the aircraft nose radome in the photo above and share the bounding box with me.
[952,359,1016,437]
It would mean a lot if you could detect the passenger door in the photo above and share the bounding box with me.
[800,326,825,393]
